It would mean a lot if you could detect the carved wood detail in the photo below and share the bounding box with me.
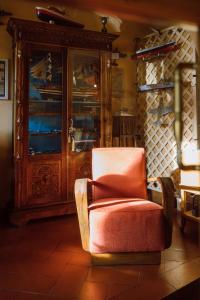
[7,18,118,51]
[29,162,61,203]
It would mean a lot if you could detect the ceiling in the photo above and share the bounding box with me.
[29,0,200,27]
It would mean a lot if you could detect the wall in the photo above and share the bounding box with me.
[136,26,198,178]
[0,0,149,209]
[0,10,13,209]
[111,21,148,115]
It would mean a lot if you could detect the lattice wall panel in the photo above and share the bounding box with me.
[136,27,196,177]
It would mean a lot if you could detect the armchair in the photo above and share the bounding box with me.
[75,148,175,265]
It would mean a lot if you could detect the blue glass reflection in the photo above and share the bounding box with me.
[29,135,61,154]
[29,115,61,133]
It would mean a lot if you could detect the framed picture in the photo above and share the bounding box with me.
[0,59,8,100]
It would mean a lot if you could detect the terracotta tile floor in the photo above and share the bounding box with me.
[0,213,199,300]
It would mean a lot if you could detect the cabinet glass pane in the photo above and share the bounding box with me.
[70,50,100,152]
[29,101,62,114]
[29,135,61,155]
[28,50,63,154]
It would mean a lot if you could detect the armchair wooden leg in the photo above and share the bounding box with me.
[91,251,161,265]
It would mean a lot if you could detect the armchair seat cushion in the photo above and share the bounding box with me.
[89,198,165,253]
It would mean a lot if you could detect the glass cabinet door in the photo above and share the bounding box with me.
[28,49,63,155]
[68,49,101,153]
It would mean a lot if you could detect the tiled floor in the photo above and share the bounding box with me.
[0,213,199,300]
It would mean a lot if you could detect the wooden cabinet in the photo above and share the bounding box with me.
[112,115,137,147]
[7,18,117,225]
[178,185,200,231]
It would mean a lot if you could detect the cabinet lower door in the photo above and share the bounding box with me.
[27,159,62,207]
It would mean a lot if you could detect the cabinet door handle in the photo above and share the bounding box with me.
[68,119,75,151]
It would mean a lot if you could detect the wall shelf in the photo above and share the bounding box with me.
[138,82,174,92]
[132,41,180,61]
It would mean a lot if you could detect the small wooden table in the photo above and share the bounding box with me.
[178,184,200,231]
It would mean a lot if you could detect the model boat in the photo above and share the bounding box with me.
[136,41,175,55]
[35,7,84,28]
[132,41,180,60]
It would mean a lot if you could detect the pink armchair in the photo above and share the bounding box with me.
[75,148,174,265]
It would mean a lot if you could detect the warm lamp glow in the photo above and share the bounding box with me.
[182,147,200,165]
[181,147,200,187]
[181,170,200,186]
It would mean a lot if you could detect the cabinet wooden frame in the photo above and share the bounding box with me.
[7,18,118,226]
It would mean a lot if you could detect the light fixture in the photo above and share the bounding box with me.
[100,16,108,33]
[111,48,127,66]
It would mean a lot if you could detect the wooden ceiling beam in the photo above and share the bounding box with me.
[43,0,200,25]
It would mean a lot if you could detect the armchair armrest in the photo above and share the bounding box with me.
[74,178,93,251]
[147,177,175,248]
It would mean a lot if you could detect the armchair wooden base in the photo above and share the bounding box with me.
[91,251,161,265]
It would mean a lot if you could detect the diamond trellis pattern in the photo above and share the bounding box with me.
[136,27,196,177]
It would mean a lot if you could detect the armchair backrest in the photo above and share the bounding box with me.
[92,147,147,200]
